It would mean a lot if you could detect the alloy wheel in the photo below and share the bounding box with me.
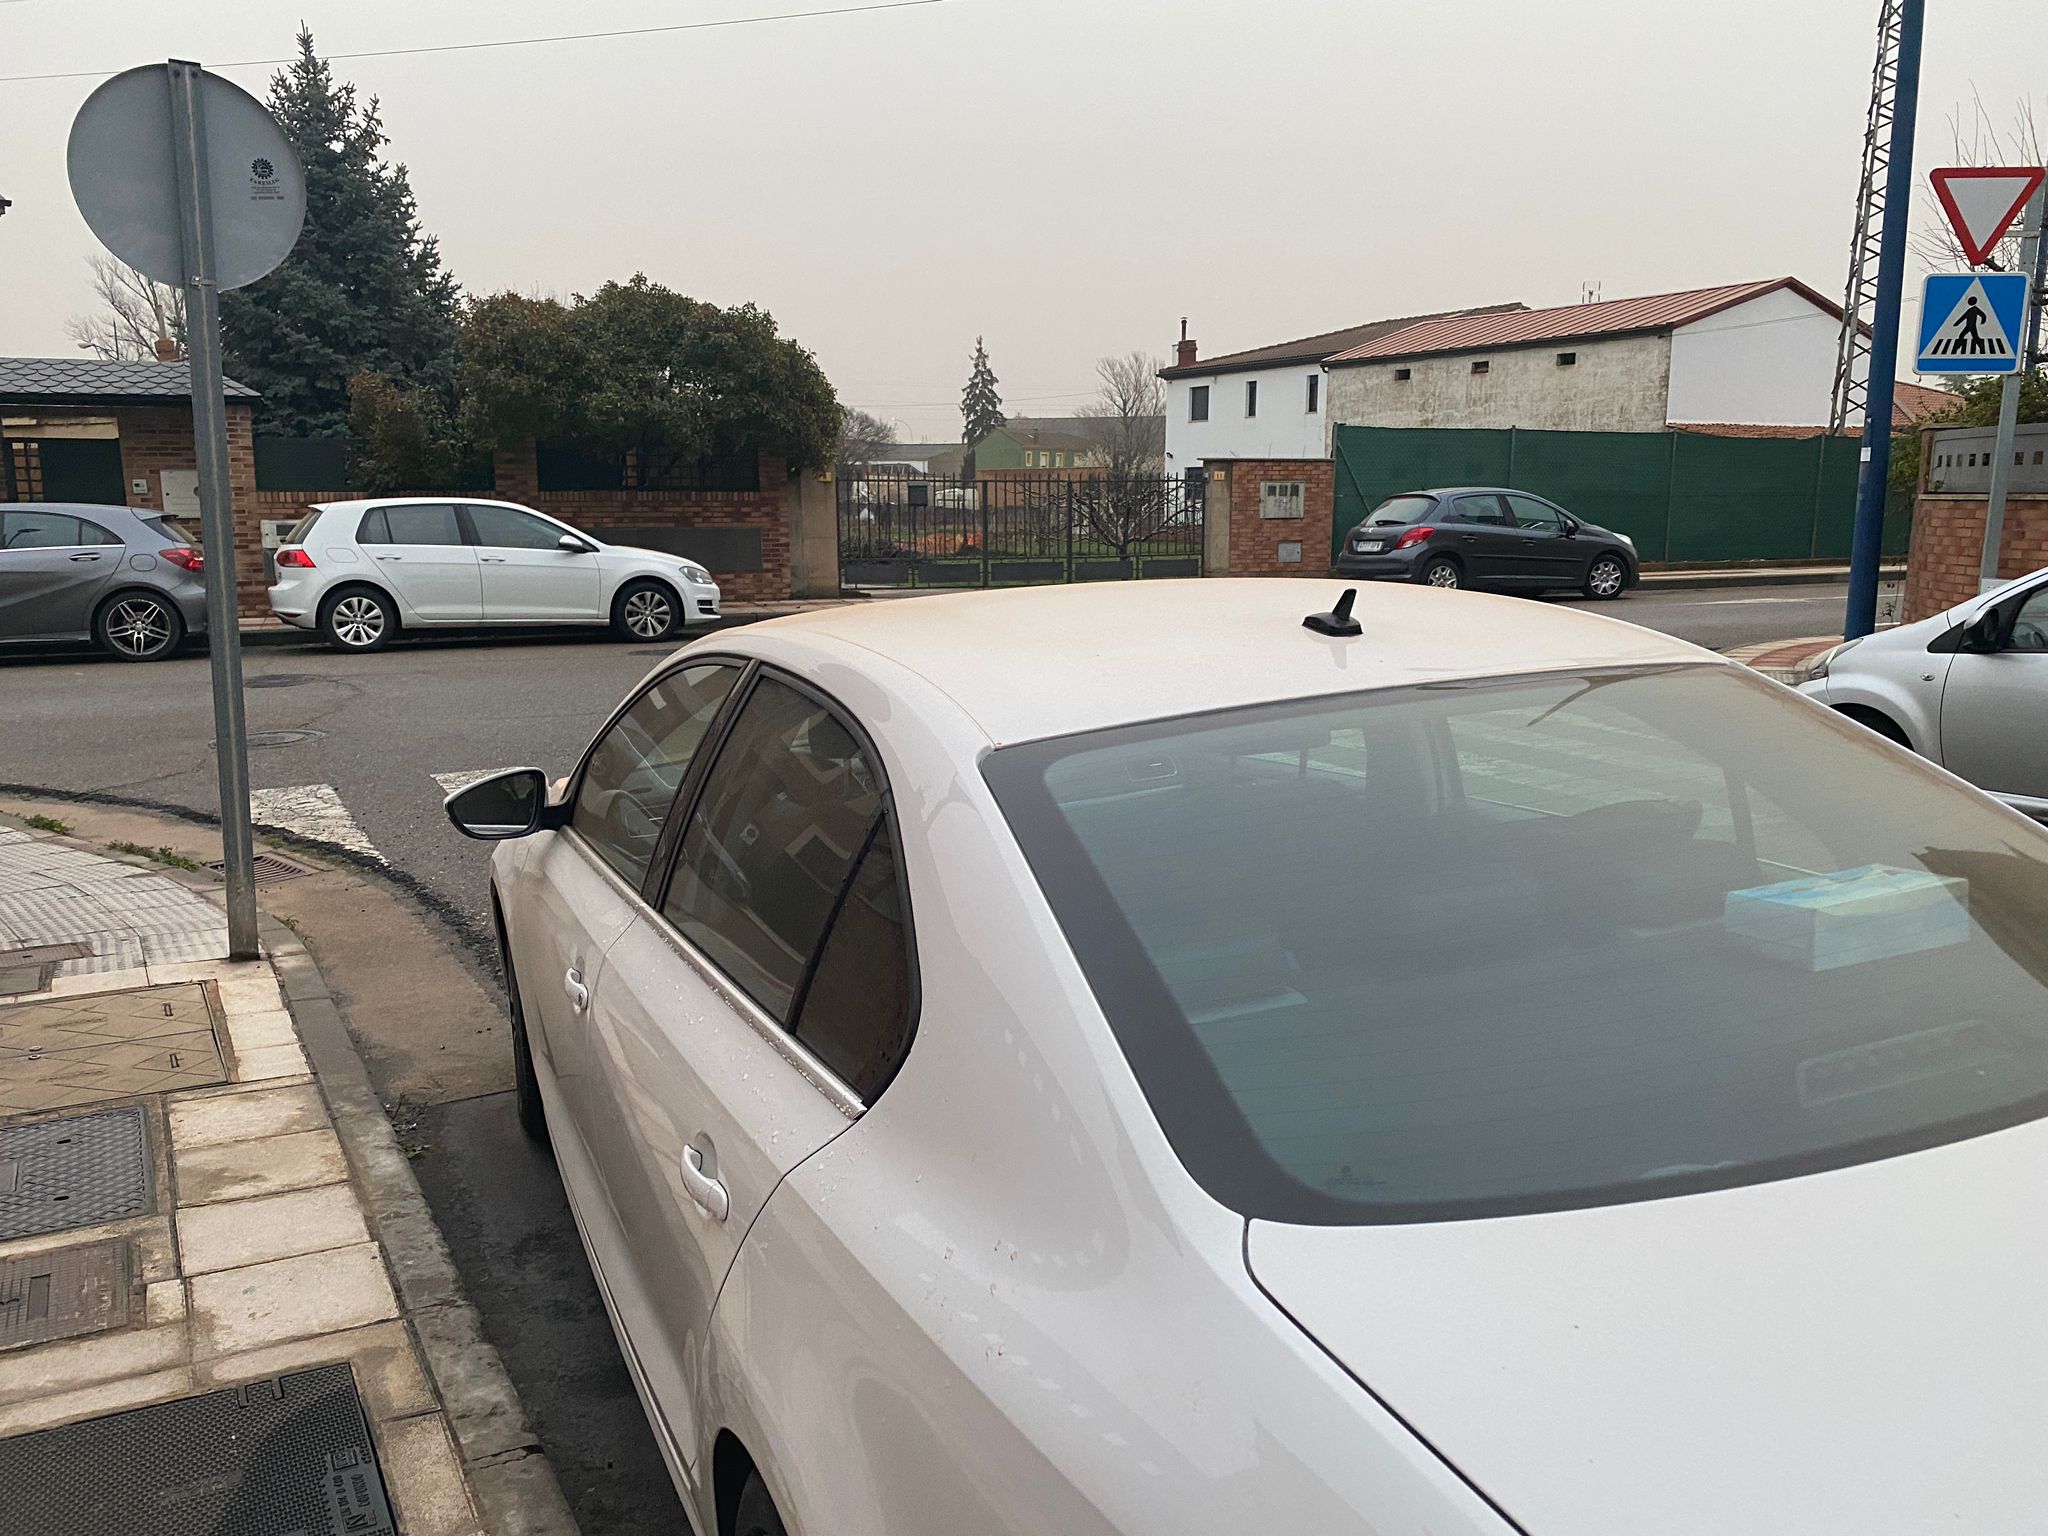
[105,597,173,658]
[1589,558,1625,598]
[623,589,673,639]
[1426,562,1460,589]
[331,595,386,648]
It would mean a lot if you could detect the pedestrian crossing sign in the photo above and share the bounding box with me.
[1915,272,2027,375]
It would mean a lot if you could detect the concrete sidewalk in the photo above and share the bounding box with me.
[0,817,573,1535]
[1722,634,1843,684]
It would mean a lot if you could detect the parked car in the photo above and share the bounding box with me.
[1333,487,1637,598]
[268,497,723,652]
[0,502,207,661]
[1800,566,2048,821]
[448,579,2048,1536]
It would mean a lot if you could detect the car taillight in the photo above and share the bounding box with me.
[275,548,316,569]
[161,546,204,572]
[1394,526,1433,550]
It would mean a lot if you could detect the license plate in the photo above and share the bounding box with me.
[1357,540,1386,553]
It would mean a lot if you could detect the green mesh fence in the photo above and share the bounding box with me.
[1332,425,1901,565]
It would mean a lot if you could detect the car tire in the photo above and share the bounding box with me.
[612,579,681,642]
[501,942,549,1146]
[320,586,397,652]
[1419,556,1462,590]
[1583,554,1629,600]
[93,590,185,662]
[735,1473,789,1536]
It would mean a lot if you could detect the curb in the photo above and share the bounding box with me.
[1636,565,1902,593]
[1,799,577,1536]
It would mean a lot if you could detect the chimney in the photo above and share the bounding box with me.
[1175,316,1197,369]
[153,336,181,362]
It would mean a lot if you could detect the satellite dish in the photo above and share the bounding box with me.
[67,62,305,291]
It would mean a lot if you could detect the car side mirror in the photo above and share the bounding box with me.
[558,534,592,553]
[1961,612,2006,653]
[1560,520,1579,536]
[445,768,549,840]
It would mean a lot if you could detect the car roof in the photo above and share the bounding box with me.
[743,579,1713,747]
[309,497,537,512]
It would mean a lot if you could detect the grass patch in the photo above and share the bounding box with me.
[106,839,204,872]
[23,814,72,834]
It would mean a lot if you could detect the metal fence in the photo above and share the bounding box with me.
[1331,424,1912,565]
[838,472,1204,588]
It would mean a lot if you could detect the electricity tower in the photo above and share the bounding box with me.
[1829,0,1906,434]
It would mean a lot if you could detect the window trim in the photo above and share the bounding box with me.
[1306,373,1320,414]
[570,656,924,1112]
[1245,379,1258,418]
[1189,385,1210,422]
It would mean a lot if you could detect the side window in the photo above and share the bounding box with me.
[573,664,739,886]
[793,819,912,1099]
[662,678,882,1027]
[1452,494,1510,526]
[356,508,391,545]
[2007,587,2048,653]
[4,511,90,548]
[381,504,463,546]
[468,504,569,550]
[1505,495,1565,532]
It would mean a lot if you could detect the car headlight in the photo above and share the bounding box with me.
[1618,532,1635,550]
[1806,637,1861,680]
[677,561,712,584]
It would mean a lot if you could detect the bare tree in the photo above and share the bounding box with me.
[1911,93,2044,274]
[837,405,899,467]
[65,255,186,361]
[1074,352,1172,557]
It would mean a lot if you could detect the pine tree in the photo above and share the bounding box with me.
[960,336,1006,447]
[221,30,460,436]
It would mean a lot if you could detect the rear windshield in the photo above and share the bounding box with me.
[1364,494,1435,526]
[143,515,198,544]
[985,666,2048,1224]
[282,508,324,543]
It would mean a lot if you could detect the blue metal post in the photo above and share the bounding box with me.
[1845,0,1924,639]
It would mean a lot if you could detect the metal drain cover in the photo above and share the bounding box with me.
[0,1362,396,1536]
[0,1237,131,1351]
[0,982,227,1115]
[243,674,319,689]
[203,851,314,887]
[240,729,325,748]
[0,1106,151,1241]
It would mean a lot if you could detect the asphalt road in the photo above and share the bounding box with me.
[0,582,1854,944]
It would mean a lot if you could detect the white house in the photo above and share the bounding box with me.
[1323,278,1863,434]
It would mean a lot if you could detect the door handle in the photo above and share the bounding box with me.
[479,556,507,564]
[564,967,589,1014]
[1459,533,1479,545]
[681,1143,730,1222]
[374,554,400,561]
[68,553,103,561]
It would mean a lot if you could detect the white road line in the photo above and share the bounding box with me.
[249,784,382,862]
[432,769,518,796]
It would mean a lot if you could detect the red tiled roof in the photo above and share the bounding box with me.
[1892,380,1956,425]
[1325,279,1843,364]
[1158,303,1526,379]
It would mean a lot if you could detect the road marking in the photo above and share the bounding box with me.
[248,785,381,862]
[432,770,518,796]
[1681,597,1831,607]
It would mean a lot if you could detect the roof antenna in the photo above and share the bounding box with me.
[1303,587,1362,638]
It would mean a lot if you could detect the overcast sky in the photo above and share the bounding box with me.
[2,0,2042,438]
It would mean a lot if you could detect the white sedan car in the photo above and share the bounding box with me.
[448,580,2048,1536]
[1800,566,2048,821]
[268,496,722,652]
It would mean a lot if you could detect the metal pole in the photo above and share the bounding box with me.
[2027,167,2048,370]
[1978,179,2045,592]
[1845,0,1924,639]
[167,60,259,959]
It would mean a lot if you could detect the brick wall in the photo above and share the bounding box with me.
[1903,494,2048,621]
[113,403,268,614]
[1224,458,1335,576]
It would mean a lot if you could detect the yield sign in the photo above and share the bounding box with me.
[1929,166,2045,266]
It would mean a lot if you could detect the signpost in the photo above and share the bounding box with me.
[1914,272,2027,375]
[67,63,306,960]
[1928,166,2045,268]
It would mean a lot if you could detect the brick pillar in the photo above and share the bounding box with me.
[1226,458,1335,576]
[494,442,541,502]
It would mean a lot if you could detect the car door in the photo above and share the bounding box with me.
[462,502,601,622]
[580,670,915,1473]
[1446,493,1522,581]
[1502,493,1581,585]
[0,509,121,640]
[356,503,480,622]
[1939,579,2048,802]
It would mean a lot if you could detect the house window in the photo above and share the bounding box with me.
[1190,386,1210,422]
[1306,374,1320,413]
[1394,367,1412,382]
[1054,452,1065,468]
[1471,359,1491,375]
[1246,380,1259,418]
[1557,351,1577,366]
[1259,481,1305,520]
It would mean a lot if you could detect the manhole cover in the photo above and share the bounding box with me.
[203,851,314,887]
[0,1106,151,1241]
[0,982,227,1115]
[0,941,93,998]
[244,674,319,689]
[0,1362,397,1536]
[242,729,325,748]
[0,1237,131,1351]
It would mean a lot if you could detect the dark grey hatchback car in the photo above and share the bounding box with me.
[1333,487,1638,599]
[0,503,209,660]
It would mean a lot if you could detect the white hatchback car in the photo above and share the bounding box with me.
[268,497,722,652]
[448,580,2048,1536]
[1800,566,2048,820]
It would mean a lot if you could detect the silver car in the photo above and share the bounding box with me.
[0,502,209,661]
[1801,566,2048,821]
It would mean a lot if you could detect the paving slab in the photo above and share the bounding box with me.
[167,1080,328,1149]
[177,1182,370,1274]
[187,1241,399,1359]
[174,1126,347,1205]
